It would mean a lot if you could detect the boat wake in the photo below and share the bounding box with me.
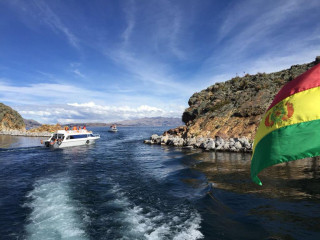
[23,174,89,240]
[0,146,43,152]
[102,181,204,240]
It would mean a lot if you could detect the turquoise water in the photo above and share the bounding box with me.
[0,127,319,239]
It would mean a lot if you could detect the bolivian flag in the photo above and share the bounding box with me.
[251,63,320,185]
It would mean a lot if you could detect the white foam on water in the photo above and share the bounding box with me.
[105,183,131,209]
[107,183,204,240]
[24,175,88,240]
[172,212,203,240]
[122,206,203,240]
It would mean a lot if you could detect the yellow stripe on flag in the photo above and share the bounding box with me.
[253,86,320,152]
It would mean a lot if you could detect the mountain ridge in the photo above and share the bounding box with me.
[23,118,42,129]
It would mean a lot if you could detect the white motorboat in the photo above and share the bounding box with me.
[108,124,118,132]
[42,129,100,148]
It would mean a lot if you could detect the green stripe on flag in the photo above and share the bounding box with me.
[251,119,320,185]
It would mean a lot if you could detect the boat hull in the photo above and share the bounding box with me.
[45,137,99,148]
[108,129,118,132]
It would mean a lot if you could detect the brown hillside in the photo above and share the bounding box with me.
[0,103,26,131]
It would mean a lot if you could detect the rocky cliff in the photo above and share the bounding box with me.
[0,103,26,132]
[182,56,320,140]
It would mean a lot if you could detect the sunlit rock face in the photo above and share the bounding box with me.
[27,124,62,133]
[182,56,320,140]
[0,103,26,132]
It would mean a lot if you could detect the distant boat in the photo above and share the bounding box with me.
[42,128,100,148]
[108,124,118,132]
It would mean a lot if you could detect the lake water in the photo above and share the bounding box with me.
[0,127,319,240]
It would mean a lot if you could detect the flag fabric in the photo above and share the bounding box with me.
[251,63,320,185]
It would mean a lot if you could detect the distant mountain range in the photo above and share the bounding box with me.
[65,117,183,128]
[2,113,183,131]
[111,117,183,127]
[23,118,42,129]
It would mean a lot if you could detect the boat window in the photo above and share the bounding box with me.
[57,134,64,139]
[69,134,88,139]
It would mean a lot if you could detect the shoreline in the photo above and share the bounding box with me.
[0,130,51,137]
[144,134,253,153]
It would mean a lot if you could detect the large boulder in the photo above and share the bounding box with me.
[205,139,215,150]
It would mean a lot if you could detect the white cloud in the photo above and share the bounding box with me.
[99,0,194,97]
[32,0,79,48]
[14,102,183,124]
[68,102,166,116]
[72,69,86,78]
[217,0,316,48]
[106,49,194,96]
[19,110,51,116]
[194,0,320,85]
[150,0,186,60]
[0,79,189,114]
[7,0,80,48]
[68,102,96,108]
[0,81,106,105]
[121,0,136,48]
[244,51,320,75]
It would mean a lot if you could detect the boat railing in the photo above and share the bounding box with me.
[92,134,100,138]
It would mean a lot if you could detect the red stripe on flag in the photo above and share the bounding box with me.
[267,63,320,111]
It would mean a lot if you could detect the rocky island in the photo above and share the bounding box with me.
[145,56,320,152]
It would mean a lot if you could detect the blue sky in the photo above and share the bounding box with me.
[0,0,319,123]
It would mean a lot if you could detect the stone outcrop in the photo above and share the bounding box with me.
[0,129,51,137]
[0,103,26,132]
[144,134,252,152]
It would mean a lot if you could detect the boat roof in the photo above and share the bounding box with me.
[54,130,93,135]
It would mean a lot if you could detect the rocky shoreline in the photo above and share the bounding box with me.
[0,130,51,137]
[144,134,253,152]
